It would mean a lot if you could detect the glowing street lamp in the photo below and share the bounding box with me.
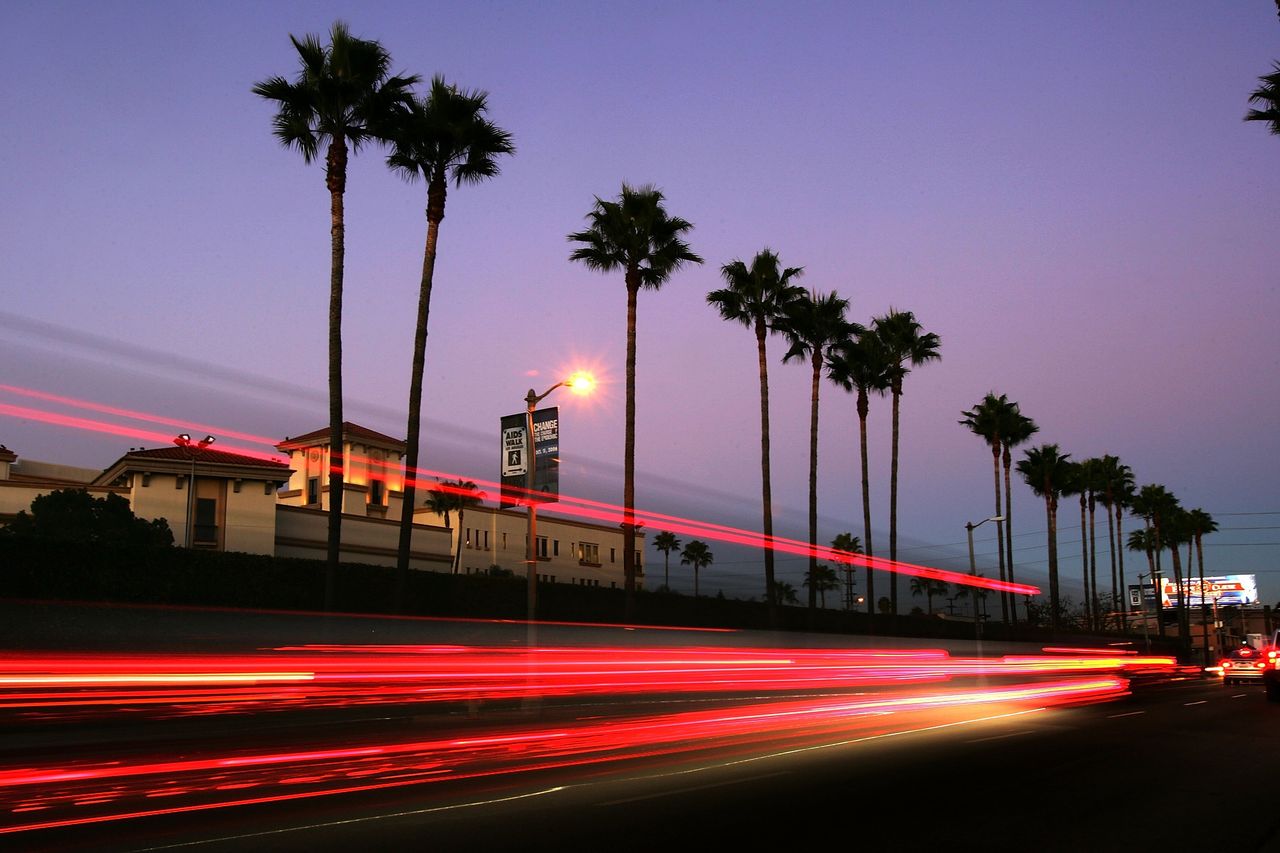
[965,515,1004,643]
[523,372,595,622]
[173,433,216,549]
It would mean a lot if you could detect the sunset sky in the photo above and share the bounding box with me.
[3,1,1279,606]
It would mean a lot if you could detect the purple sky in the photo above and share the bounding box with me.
[3,1,1279,606]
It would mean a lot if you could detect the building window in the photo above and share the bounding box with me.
[307,477,319,506]
[484,530,490,551]
[502,532,507,550]
[536,536,549,559]
[233,479,242,494]
[553,540,559,557]
[370,479,384,506]
[193,497,218,546]
[577,542,599,564]
[610,548,616,563]
[264,482,275,496]
[141,473,151,488]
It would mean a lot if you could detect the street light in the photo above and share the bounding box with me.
[173,433,215,548]
[965,515,1004,644]
[522,372,595,623]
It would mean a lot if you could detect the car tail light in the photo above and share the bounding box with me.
[1222,661,1232,668]
[1257,662,1266,669]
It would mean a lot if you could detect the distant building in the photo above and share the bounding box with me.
[0,423,635,586]
[416,502,644,589]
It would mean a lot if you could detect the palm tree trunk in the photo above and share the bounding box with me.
[1169,541,1186,641]
[1088,495,1098,631]
[1197,533,1209,663]
[453,504,466,574]
[889,386,901,616]
[324,137,348,612]
[755,319,778,627]
[857,390,875,621]
[396,178,446,607]
[664,553,670,590]
[1079,495,1089,629]
[622,276,639,617]
[1116,505,1127,630]
[1105,499,1117,631]
[1002,447,1018,626]
[1150,518,1165,638]
[694,565,700,599]
[1047,493,1060,632]
[807,353,821,614]
[991,444,1008,623]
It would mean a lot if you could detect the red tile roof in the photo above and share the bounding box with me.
[277,422,405,450]
[125,446,290,469]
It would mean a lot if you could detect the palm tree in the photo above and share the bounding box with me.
[387,77,514,595]
[1016,444,1072,631]
[254,22,418,609]
[424,479,485,574]
[829,532,863,610]
[568,185,702,615]
[959,393,1010,622]
[827,330,892,618]
[1109,465,1136,628]
[1092,456,1120,619]
[652,530,682,590]
[1245,62,1280,134]
[804,564,841,608]
[779,291,858,614]
[872,309,941,616]
[997,403,1038,624]
[1131,484,1180,638]
[909,577,949,615]
[1163,506,1192,640]
[707,249,805,622]
[770,580,800,606]
[680,539,714,598]
[1186,508,1218,663]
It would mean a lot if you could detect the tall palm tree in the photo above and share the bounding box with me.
[959,393,1010,622]
[873,309,941,616]
[1108,465,1136,627]
[387,77,514,595]
[780,291,858,614]
[707,249,805,622]
[680,539,714,598]
[829,532,863,610]
[1186,508,1218,663]
[997,403,1038,624]
[1131,484,1180,639]
[652,530,682,590]
[804,564,841,609]
[1092,455,1122,622]
[254,22,417,608]
[568,185,702,615]
[1245,62,1280,134]
[909,577,949,615]
[1163,506,1192,640]
[827,330,892,618]
[1016,444,1072,631]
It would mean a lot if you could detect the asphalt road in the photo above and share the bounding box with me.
[17,676,1279,853]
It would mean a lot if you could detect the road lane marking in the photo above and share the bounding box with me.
[1232,694,1247,699]
[598,771,790,806]
[1107,711,1145,718]
[1183,700,1207,706]
[965,730,1034,744]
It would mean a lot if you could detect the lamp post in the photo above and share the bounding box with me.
[965,515,1004,646]
[173,433,215,549]
[521,373,594,624]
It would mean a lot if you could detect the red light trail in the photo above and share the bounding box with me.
[0,386,1041,595]
[0,642,1154,836]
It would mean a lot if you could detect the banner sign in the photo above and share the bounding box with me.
[1159,574,1258,608]
[499,407,559,508]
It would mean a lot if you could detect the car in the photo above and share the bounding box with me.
[1264,631,1280,702]
[1221,645,1267,686]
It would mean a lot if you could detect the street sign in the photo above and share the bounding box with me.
[499,407,559,508]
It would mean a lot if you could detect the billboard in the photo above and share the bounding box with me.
[499,407,559,508]
[1159,574,1258,608]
